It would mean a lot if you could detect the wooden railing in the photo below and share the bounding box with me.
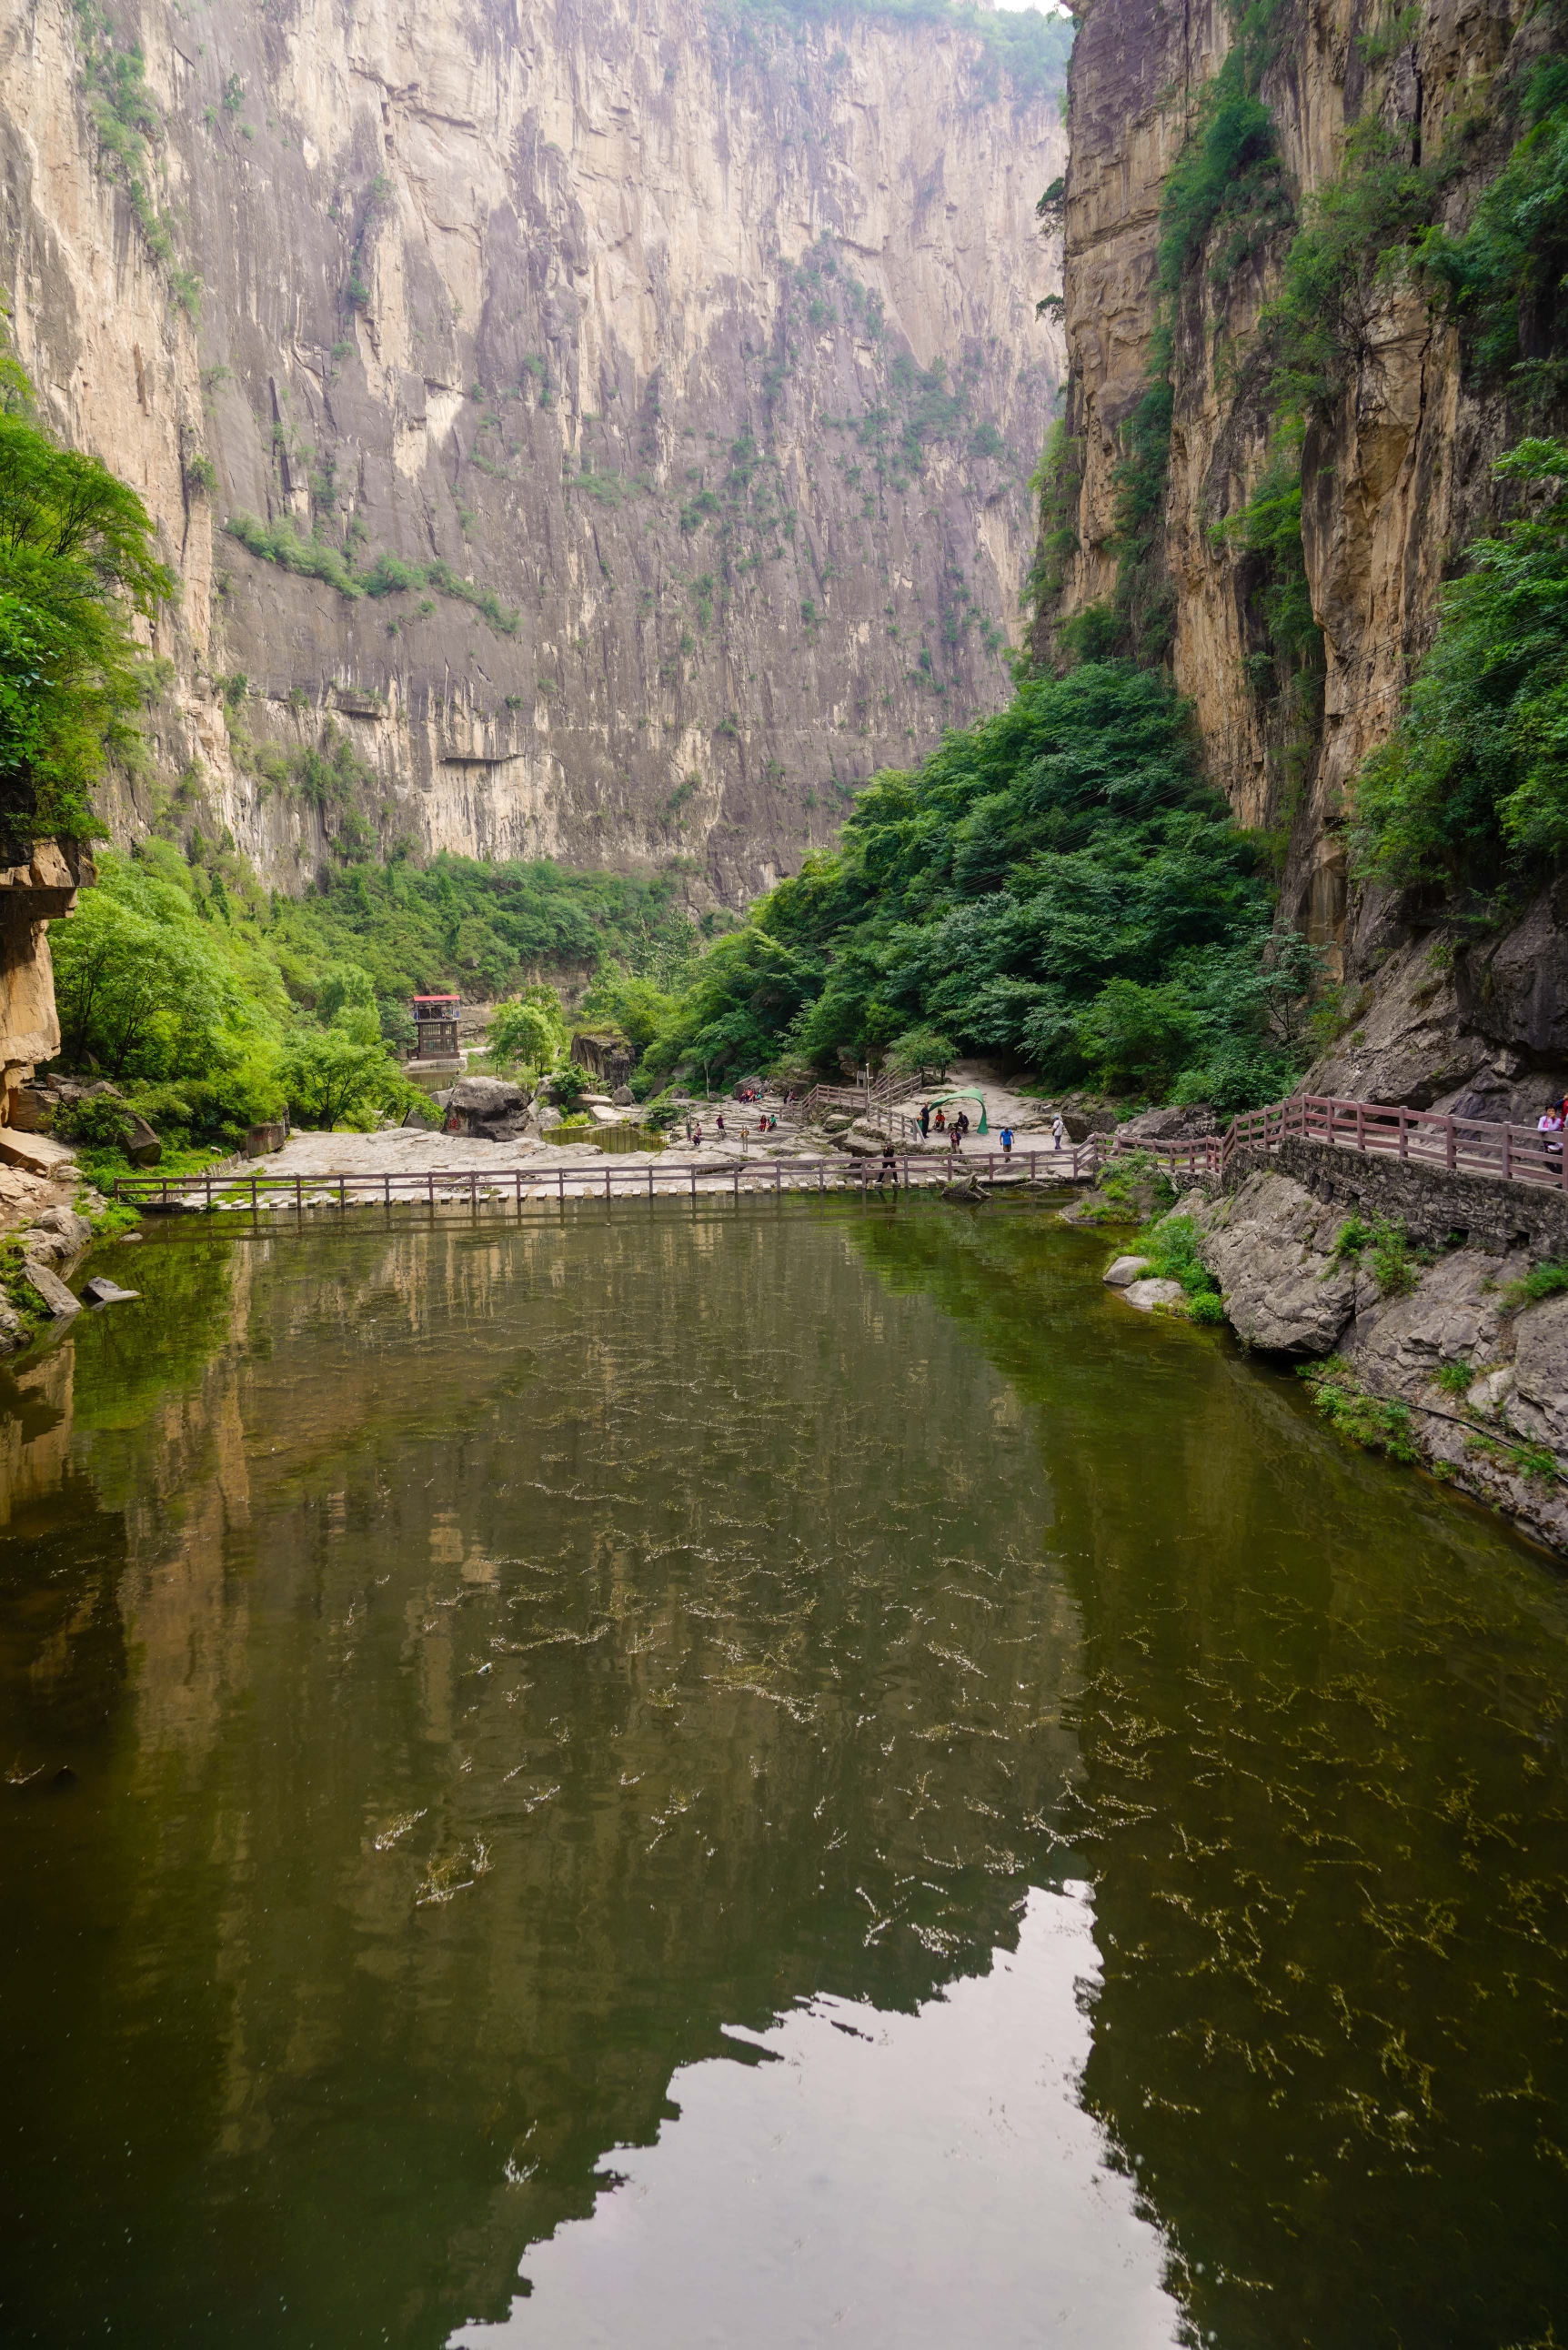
[1111,1092,1568,1195]
[111,1141,1103,1215]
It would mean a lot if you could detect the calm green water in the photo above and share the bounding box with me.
[543,1124,666,1151]
[3,1202,1566,2349]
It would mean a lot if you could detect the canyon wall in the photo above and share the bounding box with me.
[1043,0,1568,1120]
[0,0,1066,902]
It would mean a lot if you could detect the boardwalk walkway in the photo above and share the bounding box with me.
[109,1090,1568,1218]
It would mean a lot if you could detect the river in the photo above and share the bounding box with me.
[2,1200,1565,2348]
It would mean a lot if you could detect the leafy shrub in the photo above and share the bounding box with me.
[279,1025,403,1130]
[549,1061,591,1110]
[1331,1212,1424,1298]
[1135,1210,1226,1319]
[1500,1259,1568,1315]
[50,1091,131,1149]
[1298,1358,1422,1462]
[1261,120,1448,418]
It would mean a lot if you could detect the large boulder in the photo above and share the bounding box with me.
[122,1110,162,1167]
[32,1205,94,1254]
[1114,1102,1220,1144]
[1189,1170,1359,1354]
[450,1075,528,1116]
[1103,1255,1151,1288]
[443,1076,530,1140]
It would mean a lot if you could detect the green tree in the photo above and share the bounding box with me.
[279,1025,399,1129]
[51,860,246,1077]
[0,380,176,842]
[488,993,565,1074]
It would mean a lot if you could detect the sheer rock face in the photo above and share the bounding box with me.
[0,0,1064,901]
[0,846,91,1120]
[1045,0,1544,1009]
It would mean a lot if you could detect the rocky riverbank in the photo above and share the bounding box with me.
[1086,1150,1568,1557]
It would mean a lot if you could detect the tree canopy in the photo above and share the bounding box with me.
[0,357,175,846]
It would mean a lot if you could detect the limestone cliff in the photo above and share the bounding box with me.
[1043,0,1568,1119]
[0,0,1066,900]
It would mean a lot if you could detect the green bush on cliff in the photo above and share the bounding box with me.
[1353,437,1568,887]
[1414,55,1568,396]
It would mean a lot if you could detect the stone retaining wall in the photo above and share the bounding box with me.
[1221,1140,1568,1259]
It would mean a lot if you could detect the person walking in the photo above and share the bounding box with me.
[1000,1125,1013,1160]
[920,1102,930,1139]
[716,1111,726,1141]
[1051,1112,1065,1152]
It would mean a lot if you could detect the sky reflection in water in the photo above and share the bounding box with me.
[462,1884,1179,2350]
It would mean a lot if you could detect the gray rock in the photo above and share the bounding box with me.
[611,1085,636,1107]
[82,1276,140,1305]
[1121,1278,1186,1312]
[122,1112,162,1167]
[1103,1255,1151,1288]
[34,1206,94,1252]
[0,1301,25,1350]
[449,1075,528,1117]
[1194,1171,1357,1354]
[1343,1247,1513,1391]
[20,1260,79,1318]
[1505,1296,1568,1457]
[1115,1104,1219,1144]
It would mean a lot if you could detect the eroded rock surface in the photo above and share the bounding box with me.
[1182,1173,1359,1355]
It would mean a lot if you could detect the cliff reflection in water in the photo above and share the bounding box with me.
[1,1210,1099,2349]
[1,1205,1565,2350]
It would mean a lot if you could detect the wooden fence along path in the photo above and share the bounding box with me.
[1126,1092,1568,1194]
[107,1091,1568,1219]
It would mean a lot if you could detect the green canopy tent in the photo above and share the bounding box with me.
[921,1090,989,1135]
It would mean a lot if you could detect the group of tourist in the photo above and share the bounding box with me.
[1538,1100,1567,1152]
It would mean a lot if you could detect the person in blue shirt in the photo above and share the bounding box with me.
[1000,1125,1013,1159]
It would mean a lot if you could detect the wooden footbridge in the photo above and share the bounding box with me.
[106,1090,1568,1220]
[108,1142,1100,1218]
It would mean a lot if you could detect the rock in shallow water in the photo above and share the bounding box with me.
[1120,1278,1186,1312]
[1102,1255,1151,1288]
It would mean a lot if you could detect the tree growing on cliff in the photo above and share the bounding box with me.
[0,370,176,844]
[1353,438,1568,889]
